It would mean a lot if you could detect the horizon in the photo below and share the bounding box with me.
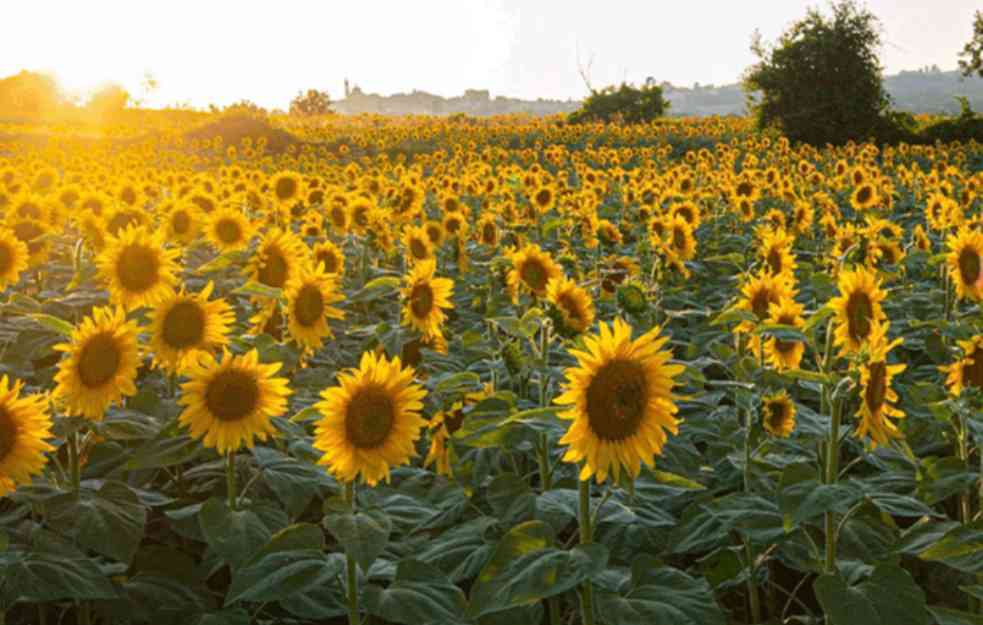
[2,0,980,109]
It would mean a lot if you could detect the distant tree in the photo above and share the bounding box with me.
[223,100,267,116]
[86,84,130,119]
[289,89,332,116]
[0,70,62,117]
[743,0,888,145]
[959,10,983,78]
[568,83,668,125]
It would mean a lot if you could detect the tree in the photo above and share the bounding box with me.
[743,1,888,145]
[959,10,983,78]
[86,84,130,119]
[568,83,668,125]
[0,70,62,117]
[289,89,332,116]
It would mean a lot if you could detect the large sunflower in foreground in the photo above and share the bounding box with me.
[0,375,53,497]
[856,321,905,448]
[96,225,181,310]
[941,335,983,396]
[313,351,427,486]
[149,283,235,374]
[946,228,983,302]
[0,227,29,291]
[178,350,291,455]
[546,276,595,336]
[401,259,453,339]
[554,318,683,483]
[284,263,345,350]
[828,266,886,355]
[53,307,140,420]
[507,243,563,302]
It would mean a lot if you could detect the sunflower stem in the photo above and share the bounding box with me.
[538,433,552,491]
[744,406,762,624]
[68,429,82,493]
[344,481,360,625]
[226,452,237,511]
[577,478,595,625]
[77,601,90,625]
[824,396,843,576]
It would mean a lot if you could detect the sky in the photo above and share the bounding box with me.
[2,0,979,109]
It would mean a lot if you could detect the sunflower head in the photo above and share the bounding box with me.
[0,375,53,497]
[150,283,235,374]
[178,350,291,455]
[546,276,595,337]
[555,319,684,484]
[856,321,906,448]
[314,351,428,486]
[828,266,886,355]
[248,227,308,291]
[946,228,983,301]
[507,244,564,302]
[207,206,255,252]
[402,259,454,340]
[96,225,181,310]
[942,335,983,397]
[284,263,345,350]
[761,391,796,438]
[0,227,29,291]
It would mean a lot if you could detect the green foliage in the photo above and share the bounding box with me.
[959,10,983,78]
[289,88,333,116]
[744,1,888,145]
[568,82,668,125]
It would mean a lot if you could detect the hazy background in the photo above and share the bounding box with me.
[2,0,978,108]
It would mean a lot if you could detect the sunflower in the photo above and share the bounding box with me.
[507,243,563,302]
[942,335,983,396]
[403,225,434,265]
[759,227,796,278]
[53,307,140,420]
[828,266,887,355]
[424,220,446,248]
[761,390,796,438]
[946,228,983,301]
[925,193,957,231]
[9,218,50,267]
[401,259,454,340]
[764,296,806,371]
[312,240,345,277]
[530,185,556,213]
[328,201,351,235]
[424,383,494,477]
[554,319,683,483]
[546,276,595,336]
[850,182,879,212]
[912,224,932,253]
[149,283,235,374]
[164,202,202,245]
[476,214,500,247]
[248,227,308,291]
[0,227,29,291]
[96,225,181,310]
[856,321,905,448]
[0,375,53,497]
[178,350,291,455]
[734,270,794,355]
[667,215,697,261]
[269,170,304,207]
[313,351,427,485]
[284,263,345,350]
[206,206,255,252]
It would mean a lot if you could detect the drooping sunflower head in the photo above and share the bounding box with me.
[476,214,500,247]
[555,319,684,484]
[206,206,255,252]
[284,263,345,350]
[248,227,308,291]
[312,240,345,277]
[424,382,494,477]
[761,390,796,438]
[53,306,141,421]
[546,276,595,337]
[856,321,906,449]
[96,225,181,310]
[178,350,291,455]
[313,351,428,486]
[946,228,983,302]
[942,335,983,397]
[828,266,886,355]
[507,243,564,302]
[0,375,53,497]
[149,282,235,374]
[764,296,806,371]
[0,227,29,291]
[401,259,454,340]
[668,215,697,261]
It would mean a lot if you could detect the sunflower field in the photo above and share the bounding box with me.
[0,111,983,625]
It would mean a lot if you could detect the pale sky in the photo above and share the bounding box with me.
[2,0,978,109]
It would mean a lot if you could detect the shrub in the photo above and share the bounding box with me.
[568,82,668,125]
[289,89,332,116]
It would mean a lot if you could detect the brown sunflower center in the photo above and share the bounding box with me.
[846,292,873,343]
[258,248,289,288]
[409,237,429,260]
[172,211,191,234]
[585,359,648,442]
[535,189,552,208]
[116,244,160,293]
[736,181,753,197]
[864,361,887,413]
[964,348,983,389]
[331,207,347,228]
[520,259,549,292]
[958,248,981,287]
[78,332,121,388]
[766,249,783,274]
[775,314,798,354]
[205,369,260,422]
[444,408,466,435]
[0,242,13,275]
[0,406,18,461]
[751,289,771,320]
[162,301,206,349]
[216,219,242,244]
[557,293,583,323]
[856,186,872,205]
[294,284,324,327]
[410,283,435,319]
[672,226,687,252]
[766,400,788,431]
[444,218,462,235]
[318,251,339,274]
[275,177,298,201]
[345,385,395,448]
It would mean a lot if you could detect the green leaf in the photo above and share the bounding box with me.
[125,435,203,470]
[363,559,468,625]
[711,307,757,327]
[232,281,282,299]
[756,323,807,342]
[468,520,608,617]
[350,275,401,302]
[432,371,482,395]
[323,505,392,574]
[0,551,117,603]
[116,574,211,621]
[27,313,75,337]
[47,481,147,565]
[919,520,983,573]
[254,446,335,517]
[594,562,726,625]
[814,565,927,625]
[917,457,978,505]
[929,606,983,625]
[199,498,272,570]
[194,608,251,625]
